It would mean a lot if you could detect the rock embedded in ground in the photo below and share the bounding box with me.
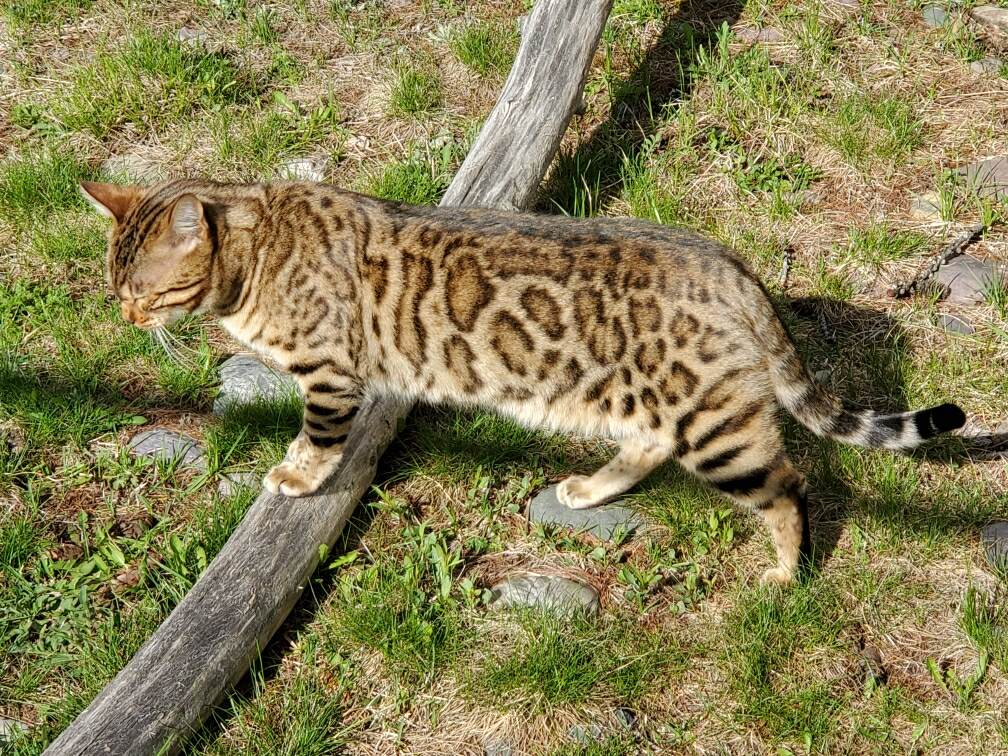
[733,23,784,43]
[0,717,28,742]
[567,723,605,744]
[957,155,1008,200]
[971,5,1008,35]
[528,485,643,541]
[483,741,513,756]
[213,354,299,415]
[970,57,1004,75]
[934,254,1007,304]
[488,573,600,616]
[277,155,330,182]
[217,470,260,497]
[938,313,975,335]
[922,4,950,27]
[177,26,208,45]
[129,429,207,471]
[909,191,944,221]
[981,521,1008,570]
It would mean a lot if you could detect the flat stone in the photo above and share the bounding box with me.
[734,24,784,43]
[939,313,975,335]
[981,521,1008,570]
[970,57,1003,75]
[217,470,260,497]
[488,573,599,617]
[177,26,208,45]
[128,429,207,471]
[528,485,643,541]
[971,5,1008,35]
[957,156,1008,200]
[277,155,330,182]
[934,254,1007,304]
[909,191,944,221]
[213,354,299,415]
[0,717,28,742]
[923,4,950,27]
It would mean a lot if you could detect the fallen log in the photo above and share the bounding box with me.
[44,1,613,753]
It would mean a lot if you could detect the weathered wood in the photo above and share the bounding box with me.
[44,1,613,754]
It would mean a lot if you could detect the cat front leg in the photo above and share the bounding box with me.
[264,381,359,498]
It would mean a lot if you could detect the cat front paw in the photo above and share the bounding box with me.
[556,475,601,510]
[759,566,795,587]
[264,463,324,497]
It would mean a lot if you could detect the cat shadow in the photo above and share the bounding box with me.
[772,296,1004,578]
[538,0,746,215]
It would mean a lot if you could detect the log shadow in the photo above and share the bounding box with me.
[539,0,746,216]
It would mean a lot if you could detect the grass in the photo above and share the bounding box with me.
[823,94,925,171]
[449,21,518,77]
[43,31,254,139]
[2,0,1008,753]
[388,62,443,118]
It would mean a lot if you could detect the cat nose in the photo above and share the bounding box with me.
[121,301,150,327]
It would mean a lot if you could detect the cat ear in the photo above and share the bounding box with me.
[169,194,206,239]
[79,181,140,223]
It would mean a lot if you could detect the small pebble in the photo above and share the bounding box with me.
[922,4,949,28]
[909,191,944,221]
[277,155,330,182]
[970,57,1003,75]
[177,26,208,46]
[938,313,975,335]
[733,24,784,43]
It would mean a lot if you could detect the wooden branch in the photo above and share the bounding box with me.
[45,1,613,754]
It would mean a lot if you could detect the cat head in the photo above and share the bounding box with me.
[80,180,216,330]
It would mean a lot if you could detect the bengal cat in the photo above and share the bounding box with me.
[81,179,965,585]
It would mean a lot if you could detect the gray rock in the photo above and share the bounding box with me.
[217,470,260,497]
[734,24,784,43]
[567,723,604,743]
[277,155,329,182]
[529,485,643,541]
[981,521,1008,570]
[483,741,513,756]
[177,26,208,45]
[922,4,949,27]
[970,57,1003,75]
[939,313,975,335]
[213,354,299,415]
[957,155,1008,200]
[909,191,944,221]
[128,429,207,471]
[614,707,637,729]
[934,254,1006,304]
[0,717,28,742]
[971,5,1008,35]
[488,573,600,617]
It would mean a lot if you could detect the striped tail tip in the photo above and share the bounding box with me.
[914,402,966,439]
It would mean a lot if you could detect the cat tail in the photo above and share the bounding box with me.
[765,329,965,451]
